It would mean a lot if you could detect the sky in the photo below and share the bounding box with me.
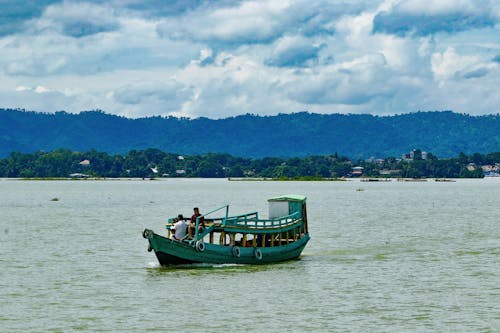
[0,0,499,119]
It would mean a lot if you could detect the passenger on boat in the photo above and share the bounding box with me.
[170,214,188,241]
[188,207,205,237]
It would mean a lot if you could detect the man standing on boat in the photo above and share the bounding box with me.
[170,214,188,241]
[188,207,204,238]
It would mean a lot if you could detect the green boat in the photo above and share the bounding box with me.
[142,195,310,265]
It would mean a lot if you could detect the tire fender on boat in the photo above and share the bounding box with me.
[142,229,153,239]
[147,244,152,252]
[254,248,263,260]
[232,246,241,258]
[196,240,205,252]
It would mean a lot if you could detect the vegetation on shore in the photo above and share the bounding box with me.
[0,149,498,179]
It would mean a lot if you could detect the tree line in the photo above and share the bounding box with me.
[0,149,498,178]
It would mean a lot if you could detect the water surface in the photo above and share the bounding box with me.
[1,178,499,332]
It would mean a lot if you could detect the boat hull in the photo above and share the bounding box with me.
[145,231,310,266]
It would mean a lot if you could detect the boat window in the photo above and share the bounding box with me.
[269,201,289,219]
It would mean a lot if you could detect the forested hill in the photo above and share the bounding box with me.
[1,109,499,159]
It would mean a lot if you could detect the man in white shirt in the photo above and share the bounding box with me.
[170,214,188,241]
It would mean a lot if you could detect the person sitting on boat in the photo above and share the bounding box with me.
[188,207,205,237]
[170,214,188,241]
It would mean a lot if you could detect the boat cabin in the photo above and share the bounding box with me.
[268,194,307,222]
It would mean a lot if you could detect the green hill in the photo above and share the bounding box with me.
[1,109,499,158]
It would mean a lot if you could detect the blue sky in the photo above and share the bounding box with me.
[0,0,499,118]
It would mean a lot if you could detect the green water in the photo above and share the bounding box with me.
[1,179,499,332]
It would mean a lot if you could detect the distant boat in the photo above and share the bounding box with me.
[142,195,310,265]
[360,178,391,182]
[69,173,90,178]
[397,178,427,182]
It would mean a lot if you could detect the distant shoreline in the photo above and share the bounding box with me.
[0,177,161,181]
[227,177,348,181]
[1,177,498,182]
[1,149,497,179]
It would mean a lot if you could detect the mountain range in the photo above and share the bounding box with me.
[1,108,499,159]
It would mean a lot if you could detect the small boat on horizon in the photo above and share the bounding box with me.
[143,195,310,265]
[360,178,391,182]
[397,178,427,182]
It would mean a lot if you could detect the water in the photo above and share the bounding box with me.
[1,178,499,332]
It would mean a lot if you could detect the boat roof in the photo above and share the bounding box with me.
[268,194,307,202]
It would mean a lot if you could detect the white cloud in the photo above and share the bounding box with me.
[0,0,498,118]
[286,54,396,105]
[5,53,68,76]
[174,52,292,118]
[393,0,490,16]
[373,0,498,36]
[36,1,120,37]
[266,35,324,67]
[431,47,496,81]
[156,1,290,44]
[34,85,51,94]
[155,0,362,46]
[15,86,31,92]
[111,80,193,113]
[0,11,201,77]
[0,86,75,113]
[14,85,52,94]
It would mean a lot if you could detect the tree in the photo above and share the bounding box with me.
[228,165,244,177]
[195,160,224,177]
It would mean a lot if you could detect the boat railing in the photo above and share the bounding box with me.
[193,206,302,241]
[193,211,258,241]
[221,211,259,226]
[223,211,301,229]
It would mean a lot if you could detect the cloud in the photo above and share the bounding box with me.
[155,0,360,47]
[15,85,52,93]
[117,0,225,18]
[0,0,60,36]
[431,47,495,81]
[36,2,120,37]
[156,1,293,45]
[373,0,498,36]
[171,52,303,118]
[0,14,201,77]
[0,0,499,119]
[112,80,192,111]
[5,59,64,76]
[461,67,490,79]
[286,54,395,105]
[0,84,75,112]
[265,35,324,67]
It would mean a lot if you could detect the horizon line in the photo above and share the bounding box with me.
[2,107,499,121]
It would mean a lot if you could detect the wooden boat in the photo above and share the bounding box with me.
[142,195,310,265]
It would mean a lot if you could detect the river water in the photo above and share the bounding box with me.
[1,178,499,332]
